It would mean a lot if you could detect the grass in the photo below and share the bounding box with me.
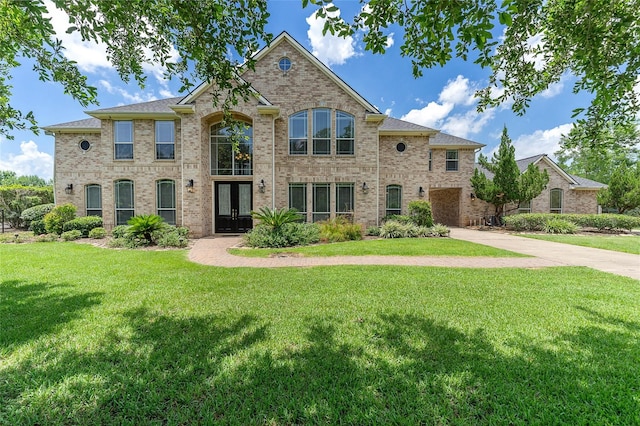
[230,237,528,258]
[1,242,639,424]
[519,233,640,254]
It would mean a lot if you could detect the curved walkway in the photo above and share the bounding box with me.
[188,228,639,280]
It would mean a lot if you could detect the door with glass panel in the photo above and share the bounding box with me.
[215,182,253,233]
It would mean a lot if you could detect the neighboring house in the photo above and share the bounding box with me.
[474,154,607,220]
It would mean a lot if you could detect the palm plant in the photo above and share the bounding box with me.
[251,207,302,232]
[127,214,166,244]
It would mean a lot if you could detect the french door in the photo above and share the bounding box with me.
[214,182,253,233]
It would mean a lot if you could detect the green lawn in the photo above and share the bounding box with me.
[229,237,528,258]
[1,242,639,424]
[519,233,640,254]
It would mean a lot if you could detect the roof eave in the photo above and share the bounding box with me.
[379,129,439,136]
[42,127,101,134]
[87,111,179,120]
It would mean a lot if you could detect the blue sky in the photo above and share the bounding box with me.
[0,0,593,180]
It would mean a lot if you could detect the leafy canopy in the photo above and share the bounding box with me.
[306,0,640,135]
[0,0,271,139]
[471,127,549,218]
[597,163,640,214]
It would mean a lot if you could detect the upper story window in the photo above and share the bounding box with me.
[428,149,432,171]
[210,122,253,176]
[550,188,563,213]
[289,111,308,155]
[157,179,176,225]
[155,121,175,160]
[279,57,292,72]
[446,150,459,171]
[114,121,133,160]
[336,111,355,155]
[313,108,331,155]
[85,184,102,217]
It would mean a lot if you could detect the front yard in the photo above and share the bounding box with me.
[1,242,638,424]
[518,233,640,254]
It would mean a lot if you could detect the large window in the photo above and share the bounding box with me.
[386,185,402,216]
[336,183,354,219]
[550,188,563,213]
[157,180,176,225]
[289,111,308,155]
[518,200,531,214]
[210,122,253,175]
[312,183,330,222]
[85,184,102,217]
[289,183,307,221]
[114,121,133,160]
[446,150,459,171]
[336,111,355,155]
[313,108,331,155]
[115,180,134,225]
[155,121,175,160]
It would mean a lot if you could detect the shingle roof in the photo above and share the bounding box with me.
[380,117,437,132]
[88,97,183,114]
[430,132,484,148]
[570,175,607,189]
[42,117,101,131]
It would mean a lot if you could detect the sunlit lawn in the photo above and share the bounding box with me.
[519,233,640,254]
[1,242,639,424]
[229,237,528,258]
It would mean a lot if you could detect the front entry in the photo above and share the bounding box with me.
[215,182,253,233]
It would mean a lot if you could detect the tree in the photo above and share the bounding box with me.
[471,127,549,221]
[307,0,640,136]
[1,0,271,139]
[597,163,640,214]
[0,170,51,186]
[555,122,639,184]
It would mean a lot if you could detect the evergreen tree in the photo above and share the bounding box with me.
[597,163,640,214]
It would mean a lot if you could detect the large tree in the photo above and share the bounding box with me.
[597,163,640,214]
[471,127,549,221]
[0,0,271,139]
[308,0,640,136]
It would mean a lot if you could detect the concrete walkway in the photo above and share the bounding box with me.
[187,229,639,280]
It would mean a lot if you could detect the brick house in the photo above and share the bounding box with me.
[44,32,603,237]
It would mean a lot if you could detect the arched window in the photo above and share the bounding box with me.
[550,188,563,213]
[289,111,308,155]
[386,185,402,216]
[115,180,134,225]
[157,180,176,225]
[210,122,253,175]
[85,184,102,217]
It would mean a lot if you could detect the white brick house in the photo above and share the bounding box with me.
[44,32,603,237]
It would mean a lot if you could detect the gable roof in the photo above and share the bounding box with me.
[42,117,101,133]
[178,32,382,114]
[430,131,485,148]
[87,97,183,119]
[379,117,484,147]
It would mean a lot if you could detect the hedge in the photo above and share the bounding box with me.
[503,213,640,232]
[63,216,104,236]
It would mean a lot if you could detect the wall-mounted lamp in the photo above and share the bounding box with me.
[470,193,476,201]
[258,179,266,193]
[64,183,73,195]
[186,179,194,193]
[362,182,369,193]
[418,186,425,197]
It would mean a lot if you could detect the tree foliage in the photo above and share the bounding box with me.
[0,170,51,186]
[0,0,272,139]
[472,127,549,219]
[597,163,640,214]
[307,0,640,135]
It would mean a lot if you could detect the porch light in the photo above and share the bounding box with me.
[258,179,266,193]
[186,179,194,193]
[470,193,476,201]
[418,186,425,197]
[64,184,73,195]
[362,182,369,193]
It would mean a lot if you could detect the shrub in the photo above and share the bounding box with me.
[244,222,319,248]
[111,225,130,238]
[319,217,363,243]
[35,233,58,242]
[20,203,55,228]
[408,200,434,227]
[544,218,578,234]
[127,214,166,244]
[63,216,103,236]
[61,229,83,241]
[281,222,320,246]
[366,226,381,236]
[0,185,54,229]
[504,213,640,232]
[29,219,47,235]
[251,207,303,231]
[43,203,77,235]
[430,223,451,237]
[155,226,190,248]
[244,224,289,248]
[381,214,414,225]
[88,227,107,239]
[380,220,413,238]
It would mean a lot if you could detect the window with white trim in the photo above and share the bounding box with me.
[210,122,253,175]
[114,121,133,160]
[446,150,459,171]
[550,188,563,213]
[288,183,307,222]
[115,180,134,225]
[289,111,308,155]
[336,183,354,219]
[157,179,176,225]
[312,183,330,222]
[386,185,402,216]
[85,184,102,217]
[313,108,331,155]
[155,121,175,160]
[336,111,355,155]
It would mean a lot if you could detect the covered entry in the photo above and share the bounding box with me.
[429,188,461,227]
[214,182,253,233]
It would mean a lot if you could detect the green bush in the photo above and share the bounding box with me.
[251,207,303,231]
[155,226,190,248]
[430,223,451,237]
[127,214,166,244]
[319,217,362,243]
[244,222,319,248]
[366,226,381,236]
[381,214,414,225]
[43,203,77,235]
[544,218,578,234]
[88,227,107,239]
[61,229,83,241]
[20,203,55,228]
[29,219,47,235]
[504,213,640,232]
[0,185,54,229]
[34,233,58,242]
[63,216,103,236]
[381,220,450,238]
[408,200,434,227]
[111,225,130,238]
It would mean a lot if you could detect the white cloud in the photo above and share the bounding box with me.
[401,102,454,128]
[441,109,496,139]
[306,4,358,67]
[504,123,574,159]
[438,75,477,106]
[385,33,395,48]
[0,141,54,180]
[99,80,158,104]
